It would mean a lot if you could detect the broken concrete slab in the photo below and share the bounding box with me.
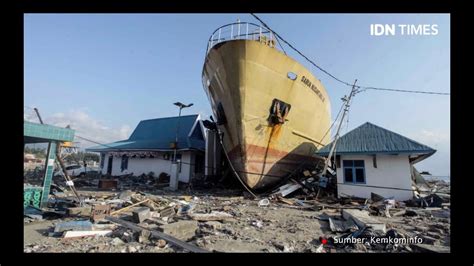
[118,190,134,201]
[328,217,358,233]
[341,209,386,233]
[160,220,198,241]
[159,206,176,218]
[54,220,93,233]
[132,207,151,223]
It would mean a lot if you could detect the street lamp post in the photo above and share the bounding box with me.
[169,101,193,191]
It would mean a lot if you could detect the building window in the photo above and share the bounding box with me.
[343,160,365,184]
[121,155,128,172]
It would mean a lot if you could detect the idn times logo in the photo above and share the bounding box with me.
[370,24,439,36]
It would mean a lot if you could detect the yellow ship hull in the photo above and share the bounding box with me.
[202,39,331,191]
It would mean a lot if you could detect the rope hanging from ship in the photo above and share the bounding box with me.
[215,126,259,198]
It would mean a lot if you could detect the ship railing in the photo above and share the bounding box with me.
[205,22,284,54]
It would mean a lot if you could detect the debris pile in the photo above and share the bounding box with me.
[24,168,450,253]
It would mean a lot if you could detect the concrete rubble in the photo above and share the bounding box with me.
[24,171,450,253]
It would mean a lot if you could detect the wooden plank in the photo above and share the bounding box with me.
[277,197,295,205]
[110,199,149,215]
[105,216,208,253]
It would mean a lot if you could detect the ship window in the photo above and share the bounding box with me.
[287,72,297,80]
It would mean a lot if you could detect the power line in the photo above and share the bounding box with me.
[250,13,450,96]
[75,135,125,151]
[250,13,354,87]
[359,86,450,95]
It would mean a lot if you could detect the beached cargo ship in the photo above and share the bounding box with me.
[202,22,331,191]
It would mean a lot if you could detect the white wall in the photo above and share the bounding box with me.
[179,152,193,183]
[336,154,413,201]
[101,151,195,183]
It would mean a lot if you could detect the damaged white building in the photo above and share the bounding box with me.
[87,114,209,183]
[317,122,436,201]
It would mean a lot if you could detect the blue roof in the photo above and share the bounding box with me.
[316,122,436,157]
[86,114,205,152]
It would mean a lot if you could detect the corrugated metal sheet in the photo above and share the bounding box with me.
[24,121,75,143]
[86,115,205,152]
[316,122,435,156]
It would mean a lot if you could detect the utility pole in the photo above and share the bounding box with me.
[169,102,193,191]
[173,107,183,165]
[33,108,44,124]
[321,79,358,177]
[30,107,82,204]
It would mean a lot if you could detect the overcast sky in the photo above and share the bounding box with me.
[24,14,450,176]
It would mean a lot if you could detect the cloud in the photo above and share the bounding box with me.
[409,129,450,176]
[26,110,132,150]
[118,125,133,140]
[416,130,449,146]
